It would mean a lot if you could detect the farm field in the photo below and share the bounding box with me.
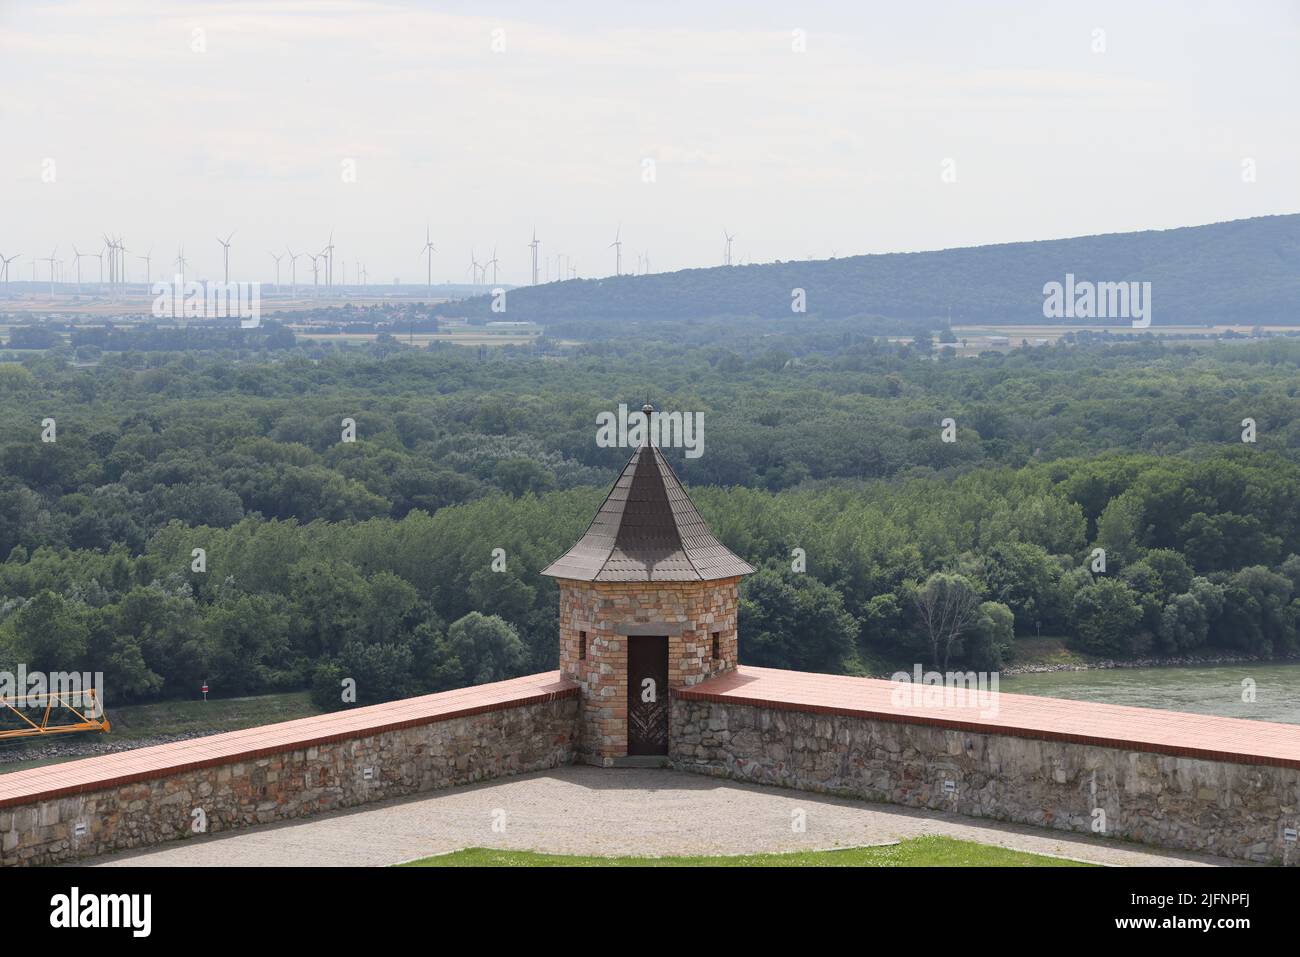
[945,323,1294,354]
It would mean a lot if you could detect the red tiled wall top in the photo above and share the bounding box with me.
[0,672,578,809]
[675,666,1300,771]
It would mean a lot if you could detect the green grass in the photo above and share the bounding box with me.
[399,835,1091,867]
[1011,636,1094,668]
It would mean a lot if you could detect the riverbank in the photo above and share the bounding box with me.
[1004,653,1300,675]
[996,634,1300,675]
[860,634,1299,678]
[0,690,319,773]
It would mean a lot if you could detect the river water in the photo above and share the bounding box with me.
[1001,662,1300,726]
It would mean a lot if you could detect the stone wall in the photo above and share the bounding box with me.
[10,667,1293,866]
[2,695,577,867]
[670,697,1300,865]
[556,577,740,763]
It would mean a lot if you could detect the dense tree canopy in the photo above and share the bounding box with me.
[3,332,1300,708]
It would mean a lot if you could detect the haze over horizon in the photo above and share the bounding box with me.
[4,0,1299,284]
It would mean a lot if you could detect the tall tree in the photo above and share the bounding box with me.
[914,573,983,670]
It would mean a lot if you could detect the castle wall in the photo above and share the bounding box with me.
[0,674,577,866]
[670,670,1300,866]
[6,662,1297,866]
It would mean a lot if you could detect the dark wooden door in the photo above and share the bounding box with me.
[627,636,669,755]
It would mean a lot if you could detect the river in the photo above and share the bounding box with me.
[1001,662,1300,726]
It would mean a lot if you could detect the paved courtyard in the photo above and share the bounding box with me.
[90,766,1238,867]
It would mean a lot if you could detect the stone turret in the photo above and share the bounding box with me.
[541,405,753,765]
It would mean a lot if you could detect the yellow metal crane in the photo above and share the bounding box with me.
[0,688,110,741]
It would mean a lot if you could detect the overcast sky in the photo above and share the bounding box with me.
[3,0,1299,285]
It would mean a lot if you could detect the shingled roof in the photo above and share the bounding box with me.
[541,438,755,583]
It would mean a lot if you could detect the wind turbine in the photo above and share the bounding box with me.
[723,229,735,266]
[72,244,88,294]
[528,228,540,285]
[319,244,334,290]
[137,248,153,285]
[175,246,187,286]
[102,235,116,286]
[285,247,301,297]
[609,225,622,276]
[0,253,18,284]
[101,235,127,293]
[323,230,335,288]
[420,226,436,290]
[270,252,283,293]
[467,249,481,290]
[485,247,499,285]
[103,235,115,285]
[309,252,322,296]
[40,248,58,295]
[217,231,235,283]
[86,247,103,288]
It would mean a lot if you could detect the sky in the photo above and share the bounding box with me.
[2,0,1299,285]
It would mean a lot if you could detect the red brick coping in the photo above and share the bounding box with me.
[674,665,1300,771]
[0,672,578,809]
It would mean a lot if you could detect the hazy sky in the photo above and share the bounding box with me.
[3,0,1299,285]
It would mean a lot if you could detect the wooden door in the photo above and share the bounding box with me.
[627,636,669,755]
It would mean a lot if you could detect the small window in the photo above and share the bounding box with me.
[579,631,587,661]
[711,631,721,661]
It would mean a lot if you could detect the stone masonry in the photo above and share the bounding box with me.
[1,695,577,867]
[670,697,1300,866]
[557,577,740,764]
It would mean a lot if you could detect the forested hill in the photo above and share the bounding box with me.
[454,214,1300,325]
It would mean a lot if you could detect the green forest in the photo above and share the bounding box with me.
[2,328,1300,710]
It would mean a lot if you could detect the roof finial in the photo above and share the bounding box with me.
[642,401,654,448]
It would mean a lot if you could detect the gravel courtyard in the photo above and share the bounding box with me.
[90,766,1237,867]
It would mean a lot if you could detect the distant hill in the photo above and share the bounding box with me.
[454,214,1300,326]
